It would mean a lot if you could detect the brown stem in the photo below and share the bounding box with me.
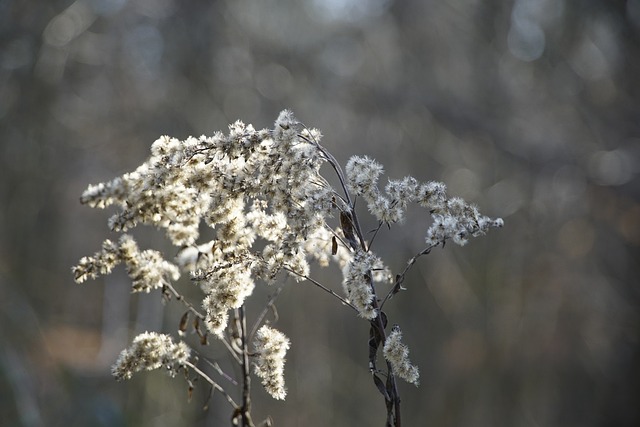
[379,242,440,310]
[164,282,206,319]
[238,305,255,427]
[249,286,283,340]
[283,266,359,313]
[183,361,238,408]
[301,126,401,424]
[298,131,368,249]
[367,272,402,427]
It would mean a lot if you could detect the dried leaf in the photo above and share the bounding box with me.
[379,311,388,329]
[179,311,190,333]
[184,374,196,402]
[331,235,338,255]
[260,417,274,427]
[194,316,201,334]
[161,284,172,302]
[194,316,208,345]
[202,385,214,411]
[368,328,380,372]
[369,315,386,371]
[389,275,405,299]
[340,211,358,250]
[200,333,208,346]
[232,407,242,425]
[373,373,391,402]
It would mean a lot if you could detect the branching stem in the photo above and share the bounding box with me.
[164,282,205,319]
[237,306,255,427]
[184,361,238,409]
[367,273,402,427]
[283,266,359,313]
[380,242,440,310]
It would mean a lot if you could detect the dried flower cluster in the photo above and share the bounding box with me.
[253,325,291,400]
[73,110,502,423]
[73,234,179,292]
[383,326,420,386]
[342,249,391,319]
[112,332,190,381]
[346,155,504,245]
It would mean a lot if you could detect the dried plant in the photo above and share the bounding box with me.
[73,110,503,426]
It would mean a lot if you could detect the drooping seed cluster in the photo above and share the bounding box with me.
[341,249,391,319]
[383,326,420,386]
[253,325,291,400]
[112,332,190,381]
[73,234,179,293]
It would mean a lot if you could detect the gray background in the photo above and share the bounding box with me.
[2,0,639,426]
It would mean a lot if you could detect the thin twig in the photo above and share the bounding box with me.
[164,282,247,365]
[379,242,440,310]
[249,286,284,340]
[298,130,368,250]
[190,349,238,386]
[367,271,402,427]
[184,361,238,409]
[164,282,206,319]
[367,221,385,250]
[238,306,255,427]
[282,266,358,313]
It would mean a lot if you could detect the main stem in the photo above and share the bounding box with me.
[369,279,402,427]
[238,306,254,427]
[309,131,402,425]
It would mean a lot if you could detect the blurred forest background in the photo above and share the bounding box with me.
[2,0,640,426]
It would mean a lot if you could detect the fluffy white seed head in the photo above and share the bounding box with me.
[383,326,419,386]
[111,332,190,381]
[253,326,290,400]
